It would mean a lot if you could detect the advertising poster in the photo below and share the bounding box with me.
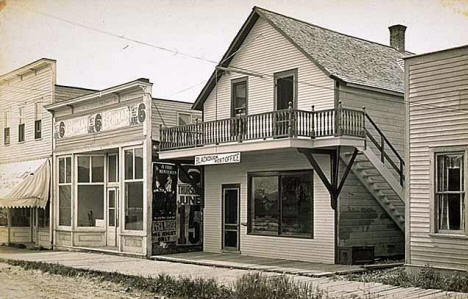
[177,164,202,246]
[152,162,177,249]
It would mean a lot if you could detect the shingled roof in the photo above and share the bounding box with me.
[193,6,408,110]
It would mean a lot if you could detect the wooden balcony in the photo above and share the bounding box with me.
[159,106,366,151]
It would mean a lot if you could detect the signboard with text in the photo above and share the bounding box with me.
[194,152,240,166]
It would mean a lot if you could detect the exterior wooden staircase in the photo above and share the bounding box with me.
[342,113,405,231]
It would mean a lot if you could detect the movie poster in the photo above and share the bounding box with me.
[177,164,202,246]
[152,162,177,248]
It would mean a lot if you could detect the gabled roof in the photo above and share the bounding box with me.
[193,6,409,110]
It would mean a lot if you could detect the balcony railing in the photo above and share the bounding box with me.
[159,105,366,151]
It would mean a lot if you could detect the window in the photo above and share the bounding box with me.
[436,152,465,233]
[35,120,41,139]
[3,111,9,145]
[0,209,7,226]
[274,69,297,110]
[177,113,191,126]
[248,170,313,238]
[18,107,24,142]
[3,127,9,145]
[11,208,30,227]
[124,147,144,230]
[58,157,72,226]
[77,156,105,227]
[108,154,119,183]
[231,79,247,117]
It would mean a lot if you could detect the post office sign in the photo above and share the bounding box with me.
[194,152,240,166]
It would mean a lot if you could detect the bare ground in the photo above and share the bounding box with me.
[0,262,156,299]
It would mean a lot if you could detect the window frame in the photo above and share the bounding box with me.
[247,169,314,239]
[432,147,468,236]
[231,77,248,117]
[35,119,42,140]
[123,146,145,232]
[57,156,73,229]
[18,123,25,143]
[75,154,106,230]
[177,112,192,126]
[274,68,298,110]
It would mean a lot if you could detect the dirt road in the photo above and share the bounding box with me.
[0,262,155,299]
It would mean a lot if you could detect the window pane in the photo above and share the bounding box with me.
[108,155,118,182]
[59,158,65,184]
[78,156,90,182]
[91,156,104,183]
[38,201,50,227]
[59,185,71,226]
[77,185,104,227]
[276,75,294,110]
[178,114,191,126]
[35,120,42,139]
[251,176,279,235]
[109,209,115,226]
[125,150,133,180]
[224,189,238,225]
[125,181,143,230]
[280,173,313,236]
[11,208,30,227]
[18,124,25,142]
[0,208,8,226]
[66,157,72,183]
[135,148,143,180]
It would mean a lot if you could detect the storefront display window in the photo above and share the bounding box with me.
[0,208,7,226]
[124,147,144,230]
[11,208,30,227]
[77,156,105,227]
[249,171,313,238]
[58,157,72,226]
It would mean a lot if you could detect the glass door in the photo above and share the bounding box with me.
[222,185,240,251]
[106,188,119,247]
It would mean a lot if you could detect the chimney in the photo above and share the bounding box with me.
[389,24,406,52]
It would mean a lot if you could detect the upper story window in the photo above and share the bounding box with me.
[3,111,10,145]
[231,78,247,117]
[436,152,466,233]
[274,69,297,110]
[18,107,25,142]
[177,112,192,126]
[35,102,42,140]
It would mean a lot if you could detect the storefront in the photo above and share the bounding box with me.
[47,79,154,256]
[0,158,51,248]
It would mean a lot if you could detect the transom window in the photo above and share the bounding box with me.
[436,152,465,233]
[248,170,313,238]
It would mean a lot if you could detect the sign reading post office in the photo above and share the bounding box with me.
[194,152,241,166]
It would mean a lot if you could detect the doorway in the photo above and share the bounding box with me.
[222,184,240,251]
[274,69,297,136]
[106,188,119,247]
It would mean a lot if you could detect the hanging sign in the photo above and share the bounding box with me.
[194,152,240,166]
[55,103,146,139]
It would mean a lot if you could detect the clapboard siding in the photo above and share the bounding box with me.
[55,85,96,102]
[406,46,468,271]
[0,62,55,164]
[202,17,334,122]
[151,99,201,141]
[204,149,335,264]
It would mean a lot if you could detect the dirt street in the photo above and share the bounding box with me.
[0,262,155,299]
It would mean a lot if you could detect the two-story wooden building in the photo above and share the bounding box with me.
[0,59,94,248]
[405,45,468,272]
[159,7,408,264]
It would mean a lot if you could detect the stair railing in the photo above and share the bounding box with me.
[363,110,405,186]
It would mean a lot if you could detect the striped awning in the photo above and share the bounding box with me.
[0,158,50,208]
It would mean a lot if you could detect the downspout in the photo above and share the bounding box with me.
[334,79,340,264]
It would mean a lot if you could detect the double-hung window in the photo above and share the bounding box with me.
[58,157,72,226]
[3,111,10,145]
[248,170,313,238]
[435,152,466,233]
[18,107,25,142]
[124,147,144,230]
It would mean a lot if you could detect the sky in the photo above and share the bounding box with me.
[1,0,468,103]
